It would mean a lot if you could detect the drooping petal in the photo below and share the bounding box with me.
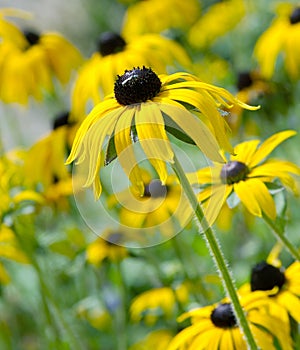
[249,130,297,168]
[114,106,145,196]
[135,102,174,185]
[158,103,224,163]
[234,180,262,217]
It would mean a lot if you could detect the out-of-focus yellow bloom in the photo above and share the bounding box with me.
[86,230,128,265]
[71,33,191,119]
[130,329,173,350]
[0,10,83,104]
[188,0,245,49]
[0,224,29,284]
[121,0,200,37]
[254,3,300,80]
[108,169,191,236]
[240,260,300,323]
[130,285,188,326]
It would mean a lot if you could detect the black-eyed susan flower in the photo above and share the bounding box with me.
[254,3,300,80]
[130,285,188,326]
[129,329,173,350]
[107,168,192,235]
[0,224,29,284]
[67,66,258,198]
[121,0,200,37]
[23,112,77,208]
[0,13,83,104]
[228,70,270,133]
[188,0,245,49]
[86,230,128,266]
[240,260,300,323]
[167,291,293,350]
[188,130,300,220]
[70,32,191,119]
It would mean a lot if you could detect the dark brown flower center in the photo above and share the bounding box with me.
[250,261,286,292]
[23,30,40,46]
[144,179,167,198]
[114,67,162,106]
[290,7,300,25]
[237,72,253,91]
[97,32,126,56]
[210,303,237,328]
[52,111,70,130]
[106,232,124,245]
[220,161,250,185]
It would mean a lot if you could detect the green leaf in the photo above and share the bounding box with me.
[104,135,117,166]
[163,114,196,145]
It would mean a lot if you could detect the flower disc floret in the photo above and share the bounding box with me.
[97,32,126,56]
[220,161,250,185]
[210,303,237,328]
[23,30,40,46]
[114,67,162,105]
[251,261,286,292]
[143,179,167,198]
[289,7,300,25]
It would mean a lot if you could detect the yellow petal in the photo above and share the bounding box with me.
[135,102,174,184]
[114,107,144,196]
[249,130,297,168]
[234,180,262,217]
[158,103,224,163]
[232,139,260,165]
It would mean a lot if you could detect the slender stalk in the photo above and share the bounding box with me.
[263,214,300,261]
[114,261,127,350]
[171,154,258,350]
[13,223,82,350]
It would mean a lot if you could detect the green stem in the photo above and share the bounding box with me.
[114,261,127,350]
[13,224,82,350]
[263,214,300,261]
[171,154,258,350]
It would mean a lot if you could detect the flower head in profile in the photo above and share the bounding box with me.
[189,130,300,220]
[0,12,83,104]
[67,66,258,198]
[167,291,292,350]
[240,259,300,323]
[254,3,300,80]
[188,0,245,49]
[108,169,192,236]
[121,0,200,37]
[129,329,173,350]
[130,285,188,326]
[86,230,128,266]
[71,32,191,119]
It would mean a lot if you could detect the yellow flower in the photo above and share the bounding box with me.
[130,329,173,350]
[67,67,257,198]
[254,3,300,80]
[70,33,191,119]
[189,130,300,220]
[188,0,245,49]
[0,224,29,284]
[130,285,187,326]
[121,0,200,37]
[167,291,293,350]
[240,260,300,323]
[86,230,128,265]
[108,169,192,236]
[0,14,83,104]
[228,70,270,133]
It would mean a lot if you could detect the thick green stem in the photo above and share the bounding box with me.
[263,214,300,261]
[171,154,258,350]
